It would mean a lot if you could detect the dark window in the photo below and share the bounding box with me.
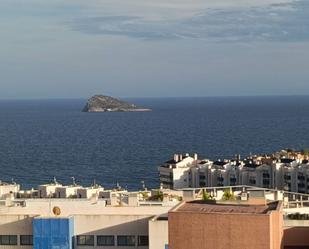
[284,175,291,180]
[263,173,270,178]
[217,177,224,182]
[230,178,236,182]
[97,236,114,246]
[0,235,17,245]
[20,235,33,246]
[249,179,256,185]
[77,235,94,246]
[263,179,270,185]
[117,236,135,246]
[138,236,149,246]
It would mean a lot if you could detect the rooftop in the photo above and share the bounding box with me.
[173,200,279,215]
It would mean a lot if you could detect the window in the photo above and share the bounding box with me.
[117,236,135,246]
[20,235,33,246]
[138,236,149,246]
[0,235,17,245]
[97,236,114,246]
[77,235,94,246]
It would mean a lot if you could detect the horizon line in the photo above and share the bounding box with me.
[0,94,309,101]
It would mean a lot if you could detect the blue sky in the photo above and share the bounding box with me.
[0,0,309,99]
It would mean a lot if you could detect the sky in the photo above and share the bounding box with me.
[0,0,309,99]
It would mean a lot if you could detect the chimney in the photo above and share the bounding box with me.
[194,153,198,160]
[173,154,179,162]
[179,154,183,161]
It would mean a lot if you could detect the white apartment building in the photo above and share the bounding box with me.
[159,154,309,194]
[38,182,62,198]
[55,185,82,198]
[158,153,198,189]
[76,185,104,199]
[0,181,20,199]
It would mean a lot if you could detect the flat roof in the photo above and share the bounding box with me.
[173,201,278,215]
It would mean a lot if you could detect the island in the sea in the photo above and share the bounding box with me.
[82,95,151,112]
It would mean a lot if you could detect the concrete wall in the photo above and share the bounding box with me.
[74,215,150,249]
[168,211,282,249]
[149,219,168,249]
[0,215,33,249]
[0,215,33,234]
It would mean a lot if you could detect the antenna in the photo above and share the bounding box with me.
[71,176,76,186]
[141,180,146,190]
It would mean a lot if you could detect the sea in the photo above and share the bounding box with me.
[0,96,309,190]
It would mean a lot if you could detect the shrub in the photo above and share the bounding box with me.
[202,189,214,201]
[222,188,236,201]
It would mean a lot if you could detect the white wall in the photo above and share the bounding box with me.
[149,219,168,249]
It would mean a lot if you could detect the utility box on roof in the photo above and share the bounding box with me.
[33,217,74,249]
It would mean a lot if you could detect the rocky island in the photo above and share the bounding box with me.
[82,95,151,112]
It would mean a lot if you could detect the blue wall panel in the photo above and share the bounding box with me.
[33,217,74,249]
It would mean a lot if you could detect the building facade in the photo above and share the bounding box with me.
[159,153,309,193]
[168,200,283,249]
[0,198,172,249]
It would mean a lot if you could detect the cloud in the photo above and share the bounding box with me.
[68,0,309,42]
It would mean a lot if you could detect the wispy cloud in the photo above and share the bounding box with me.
[68,0,309,42]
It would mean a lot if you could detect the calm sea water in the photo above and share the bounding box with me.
[0,96,309,190]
